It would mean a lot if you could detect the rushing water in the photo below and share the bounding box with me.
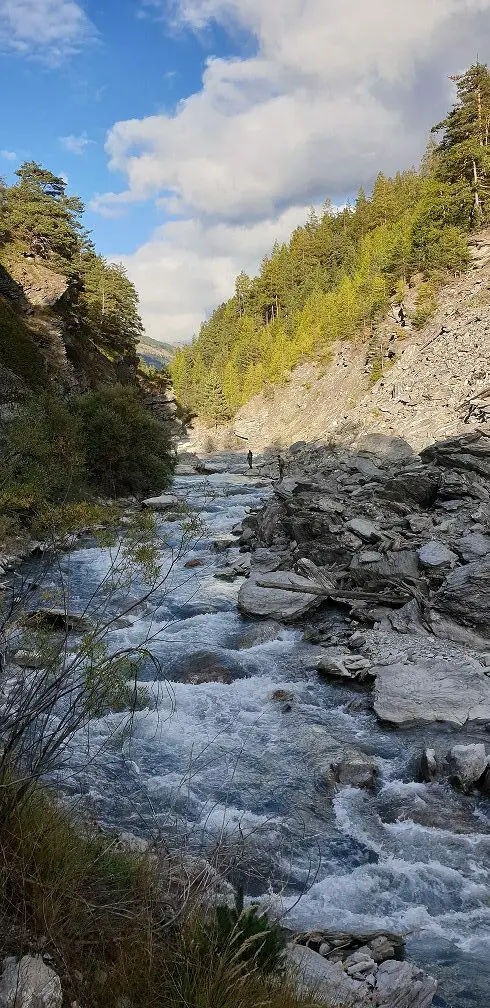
[26,456,490,1006]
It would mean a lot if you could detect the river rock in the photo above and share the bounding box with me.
[446,743,488,789]
[316,654,373,682]
[374,959,437,1008]
[420,748,438,781]
[22,609,90,633]
[417,541,457,573]
[0,955,62,1008]
[238,572,321,621]
[286,944,437,1007]
[330,751,378,789]
[142,493,181,510]
[373,657,490,727]
[13,649,45,669]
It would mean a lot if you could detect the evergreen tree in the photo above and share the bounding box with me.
[432,63,490,223]
[3,161,85,263]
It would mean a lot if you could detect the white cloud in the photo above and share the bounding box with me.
[0,149,16,160]
[60,132,95,155]
[102,0,490,342]
[118,205,316,344]
[0,0,95,63]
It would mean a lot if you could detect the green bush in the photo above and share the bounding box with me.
[211,888,286,976]
[0,384,173,539]
[73,383,173,495]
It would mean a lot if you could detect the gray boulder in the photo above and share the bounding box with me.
[446,744,488,790]
[142,493,181,510]
[0,956,62,1008]
[455,532,490,562]
[420,748,438,781]
[374,959,437,1008]
[417,541,457,573]
[433,558,490,635]
[373,657,490,727]
[286,944,437,1007]
[347,519,381,542]
[238,572,321,621]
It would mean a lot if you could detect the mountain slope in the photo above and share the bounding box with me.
[184,231,490,453]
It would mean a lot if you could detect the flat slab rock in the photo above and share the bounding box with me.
[373,657,490,727]
[0,955,62,1008]
[238,572,321,621]
[287,944,437,1008]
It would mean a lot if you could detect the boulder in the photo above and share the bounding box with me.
[142,493,181,510]
[346,519,381,542]
[381,466,440,507]
[286,943,367,1006]
[330,751,378,790]
[374,959,437,1008]
[286,944,437,1007]
[13,650,45,669]
[174,463,197,475]
[433,558,490,635]
[417,541,458,573]
[238,572,321,621]
[420,748,438,781]
[446,743,488,790]
[0,955,62,1008]
[316,654,373,682]
[455,532,490,562]
[22,609,90,633]
[373,657,490,727]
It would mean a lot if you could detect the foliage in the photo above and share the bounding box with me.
[0,162,85,265]
[0,790,319,1008]
[172,159,470,423]
[211,888,286,975]
[0,160,144,367]
[0,385,173,536]
[411,281,438,330]
[0,297,47,390]
[170,67,490,422]
[72,383,173,495]
[432,63,490,225]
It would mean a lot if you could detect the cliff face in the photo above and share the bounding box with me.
[0,258,118,404]
[185,230,490,454]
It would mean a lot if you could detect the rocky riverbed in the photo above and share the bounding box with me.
[3,442,489,1007]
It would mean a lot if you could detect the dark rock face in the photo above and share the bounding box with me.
[433,559,490,634]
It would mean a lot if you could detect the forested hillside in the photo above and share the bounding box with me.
[0,161,174,542]
[172,64,490,424]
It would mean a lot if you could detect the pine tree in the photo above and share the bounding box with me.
[3,161,85,263]
[432,63,490,224]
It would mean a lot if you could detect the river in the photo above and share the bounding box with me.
[29,454,490,1007]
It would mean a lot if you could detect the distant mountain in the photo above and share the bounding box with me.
[138,336,175,371]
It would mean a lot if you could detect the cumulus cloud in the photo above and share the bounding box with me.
[0,149,16,160]
[60,132,95,155]
[117,205,317,343]
[0,0,95,63]
[102,0,490,342]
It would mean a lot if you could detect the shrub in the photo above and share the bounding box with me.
[73,383,174,495]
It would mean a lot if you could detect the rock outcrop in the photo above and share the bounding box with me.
[236,431,490,728]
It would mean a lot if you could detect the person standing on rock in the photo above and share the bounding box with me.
[278,455,285,481]
[247,449,253,469]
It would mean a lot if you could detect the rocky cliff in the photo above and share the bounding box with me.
[0,257,126,404]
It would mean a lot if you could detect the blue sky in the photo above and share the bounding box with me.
[1,1,245,254]
[1,1,490,343]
